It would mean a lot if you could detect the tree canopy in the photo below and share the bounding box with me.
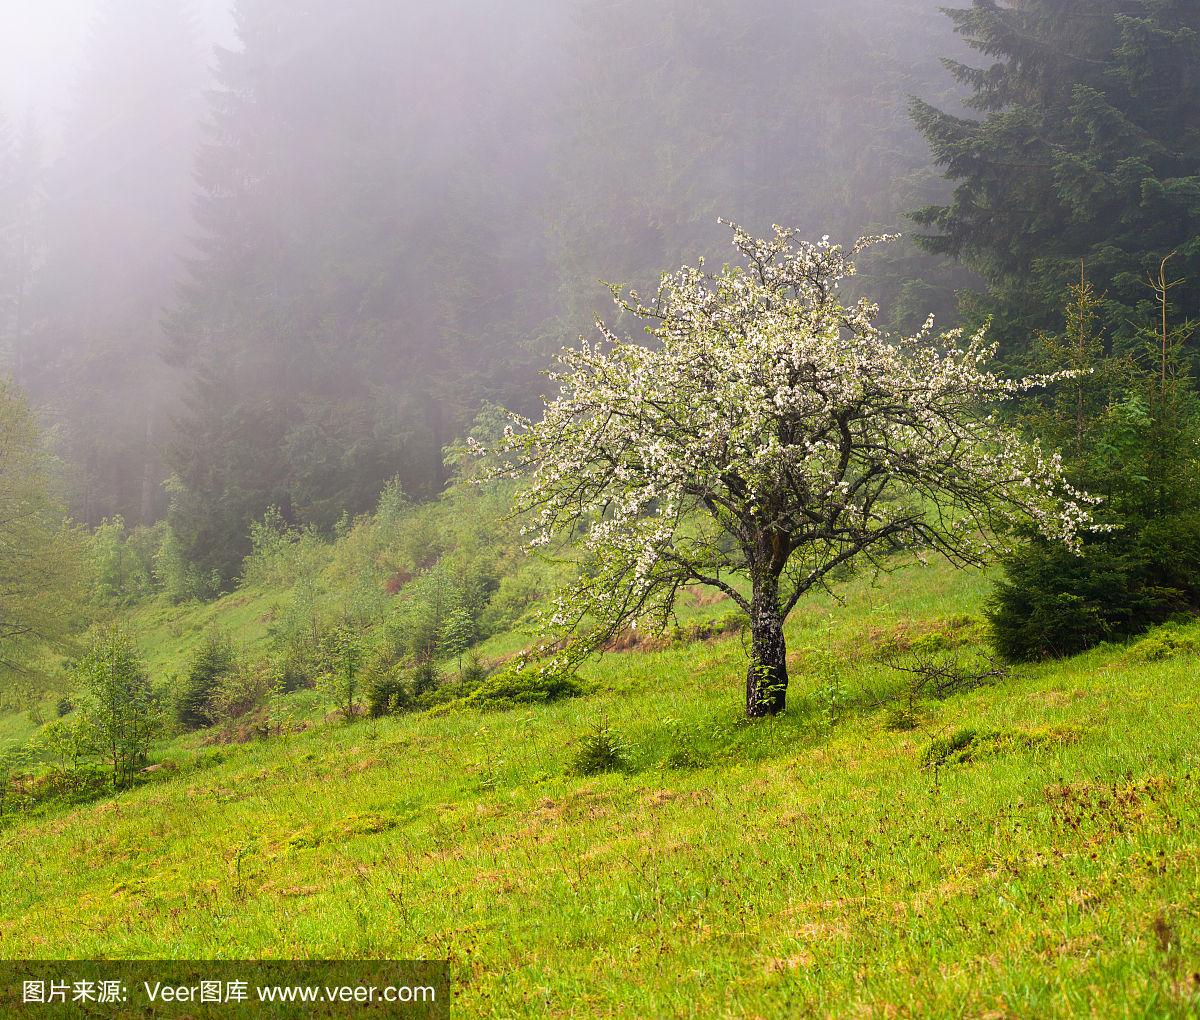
[491,224,1096,716]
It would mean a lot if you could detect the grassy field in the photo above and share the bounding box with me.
[1,560,1198,1017]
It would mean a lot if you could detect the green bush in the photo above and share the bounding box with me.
[315,625,365,720]
[90,516,157,604]
[987,532,1192,661]
[210,659,281,724]
[70,625,162,787]
[922,728,986,770]
[570,720,629,775]
[366,669,413,718]
[461,661,586,710]
[1122,623,1200,663]
[409,659,439,698]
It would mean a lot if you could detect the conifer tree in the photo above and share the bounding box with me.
[913,1,1200,352]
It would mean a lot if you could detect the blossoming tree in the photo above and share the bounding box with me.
[488,223,1096,717]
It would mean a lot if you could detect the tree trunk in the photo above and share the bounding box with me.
[746,576,788,717]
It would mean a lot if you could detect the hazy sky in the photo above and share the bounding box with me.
[0,0,233,139]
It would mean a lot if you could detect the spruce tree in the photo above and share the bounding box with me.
[912,1,1200,354]
[989,265,1200,660]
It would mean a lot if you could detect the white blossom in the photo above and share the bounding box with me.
[477,222,1099,676]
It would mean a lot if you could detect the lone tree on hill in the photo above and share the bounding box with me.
[486,222,1097,717]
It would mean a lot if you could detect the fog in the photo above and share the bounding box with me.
[0,0,966,579]
[0,1,233,140]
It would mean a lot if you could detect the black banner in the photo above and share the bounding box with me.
[0,961,450,1018]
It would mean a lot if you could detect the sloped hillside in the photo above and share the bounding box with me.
[1,559,1197,1018]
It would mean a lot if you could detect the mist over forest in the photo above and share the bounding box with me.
[0,0,970,587]
[3,5,1200,1010]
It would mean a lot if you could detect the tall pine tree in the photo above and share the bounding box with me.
[912,0,1200,354]
[167,0,562,584]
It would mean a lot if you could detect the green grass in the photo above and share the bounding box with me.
[0,710,39,757]
[131,585,280,679]
[1,560,1198,1017]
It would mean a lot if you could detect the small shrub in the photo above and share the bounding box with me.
[315,625,365,721]
[210,659,281,724]
[1122,624,1200,663]
[366,669,412,718]
[459,653,489,688]
[33,716,89,769]
[883,648,1006,706]
[462,661,586,710]
[70,625,162,787]
[884,705,921,731]
[438,606,475,674]
[571,720,629,775]
[922,728,984,770]
[410,659,439,698]
[922,725,1082,771]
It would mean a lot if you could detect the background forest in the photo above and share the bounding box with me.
[0,0,971,589]
[0,0,1196,720]
[1,3,1199,1015]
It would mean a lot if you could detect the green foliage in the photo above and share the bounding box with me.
[913,1,1200,353]
[242,507,330,590]
[991,277,1200,661]
[174,631,237,731]
[69,625,161,787]
[315,626,364,721]
[32,715,90,771]
[87,518,214,607]
[460,661,584,711]
[374,476,410,529]
[570,719,629,776]
[387,562,488,663]
[0,379,89,687]
[988,537,1186,661]
[3,554,1199,1014]
[922,725,1082,772]
[152,523,206,603]
[365,669,412,718]
[438,607,475,674]
[1121,622,1200,664]
[408,659,439,700]
[922,727,984,770]
[208,659,282,727]
[90,517,155,604]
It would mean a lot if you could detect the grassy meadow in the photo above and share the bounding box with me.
[1,558,1198,1017]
